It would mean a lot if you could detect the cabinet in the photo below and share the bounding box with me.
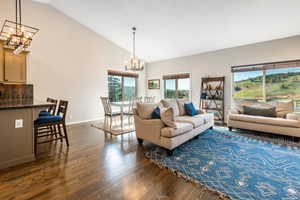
[0,41,28,83]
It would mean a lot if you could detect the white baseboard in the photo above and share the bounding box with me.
[66,117,104,126]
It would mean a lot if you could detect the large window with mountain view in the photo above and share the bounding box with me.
[232,60,300,110]
[108,70,138,102]
[163,73,191,99]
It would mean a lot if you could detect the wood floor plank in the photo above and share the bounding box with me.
[0,124,221,200]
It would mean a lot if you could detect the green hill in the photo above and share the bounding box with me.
[234,72,300,108]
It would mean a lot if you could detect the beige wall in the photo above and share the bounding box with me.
[0,0,146,124]
[146,35,300,120]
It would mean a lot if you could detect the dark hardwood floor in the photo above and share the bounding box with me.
[0,124,221,200]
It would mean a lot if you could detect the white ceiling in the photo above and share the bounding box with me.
[34,0,300,62]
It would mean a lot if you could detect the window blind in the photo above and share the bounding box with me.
[163,73,190,80]
[107,70,139,78]
[231,60,300,73]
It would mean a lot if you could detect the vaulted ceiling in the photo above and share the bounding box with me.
[34,0,300,62]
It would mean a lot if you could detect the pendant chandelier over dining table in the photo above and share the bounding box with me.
[0,0,39,54]
[125,27,145,71]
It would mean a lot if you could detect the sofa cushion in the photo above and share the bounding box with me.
[243,105,276,117]
[161,122,193,138]
[229,113,300,128]
[161,107,177,128]
[136,103,158,119]
[177,99,191,116]
[175,114,205,128]
[269,100,294,118]
[161,99,180,117]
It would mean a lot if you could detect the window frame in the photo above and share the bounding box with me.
[231,59,300,110]
[107,70,138,102]
[163,73,191,99]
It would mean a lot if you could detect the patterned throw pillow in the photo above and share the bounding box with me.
[160,107,177,128]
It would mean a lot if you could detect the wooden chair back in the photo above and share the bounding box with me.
[46,97,58,115]
[57,100,68,121]
[127,97,140,114]
[101,97,112,115]
[144,96,155,103]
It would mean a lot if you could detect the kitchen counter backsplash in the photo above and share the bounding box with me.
[0,84,33,104]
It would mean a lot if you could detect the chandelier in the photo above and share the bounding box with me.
[0,0,39,54]
[125,27,145,71]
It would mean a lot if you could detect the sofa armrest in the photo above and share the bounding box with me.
[134,114,165,145]
[229,109,239,114]
[286,113,300,121]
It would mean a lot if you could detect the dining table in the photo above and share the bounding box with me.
[110,101,131,130]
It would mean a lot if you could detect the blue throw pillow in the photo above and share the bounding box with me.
[184,103,198,116]
[151,107,161,119]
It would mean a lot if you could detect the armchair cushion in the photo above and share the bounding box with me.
[161,122,193,138]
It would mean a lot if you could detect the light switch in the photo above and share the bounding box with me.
[15,119,23,129]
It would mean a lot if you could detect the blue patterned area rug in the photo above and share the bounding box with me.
[145,128,300,200]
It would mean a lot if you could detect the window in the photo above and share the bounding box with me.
[163,73,190,99]
[108,70,138,102]
[232,60,300,110]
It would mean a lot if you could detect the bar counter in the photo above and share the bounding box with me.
[0,100,52,169]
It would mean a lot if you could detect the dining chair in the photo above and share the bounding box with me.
[100,97,121,131]
[124,97,140,127]
[34,100,70,155]
[144,96,155,103]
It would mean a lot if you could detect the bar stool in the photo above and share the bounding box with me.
[38,98,58,136]
[39,98,58,116]
[34,100,69,155]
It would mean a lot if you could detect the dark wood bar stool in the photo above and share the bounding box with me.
[34,100,69,155]
[39,98,58,116]
[38,98,59,135]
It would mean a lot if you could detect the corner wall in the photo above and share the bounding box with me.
[0,0,146,124]
[146,35,300,120]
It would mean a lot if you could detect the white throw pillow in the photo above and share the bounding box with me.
[269,100,294,118]
[161,99,180,117]
[160,107,177,128]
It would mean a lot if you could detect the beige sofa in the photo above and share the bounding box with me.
[228,99,300,138]
[134,99,214,155]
